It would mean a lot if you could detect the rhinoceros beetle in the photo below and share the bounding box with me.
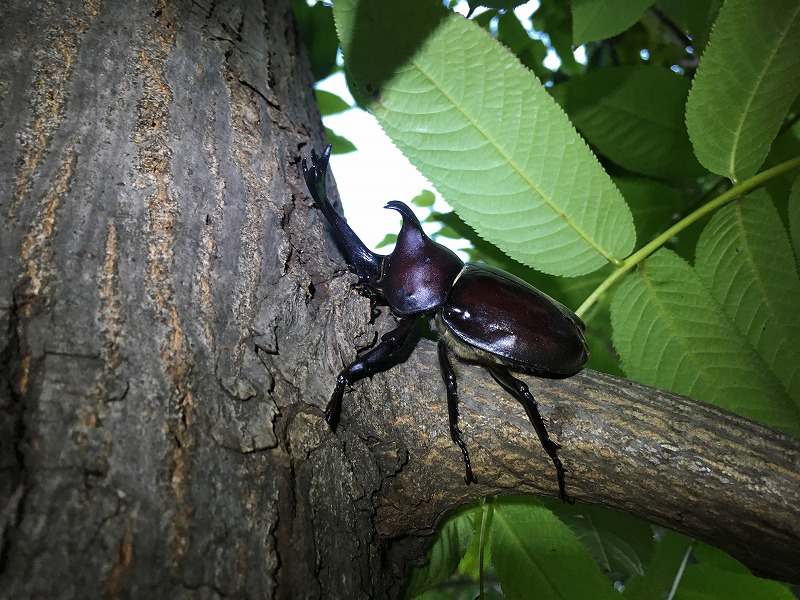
[302,145,588,502]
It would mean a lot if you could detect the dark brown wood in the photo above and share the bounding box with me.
[0,0,384,597]
[1,0,798,598]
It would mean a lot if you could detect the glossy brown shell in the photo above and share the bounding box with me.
[380,201,463,315]
[439,264,588,376]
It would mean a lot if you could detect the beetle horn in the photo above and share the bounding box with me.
[385,200,439,263]
[385,200,424,241]
[302,145,384,287]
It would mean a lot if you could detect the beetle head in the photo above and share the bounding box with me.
[380,201,464,315]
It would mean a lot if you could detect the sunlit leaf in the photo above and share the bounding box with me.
[685,0,800,182]
[695,192,800,407]
[375,233,397,249]
[610,249,799,433]
[411,189,436,208]
[334,0,636,276]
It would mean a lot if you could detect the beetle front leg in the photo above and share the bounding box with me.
[489,366,574,503]
[326,317,417,430]
[438,339,478,484]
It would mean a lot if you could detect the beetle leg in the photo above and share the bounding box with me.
[437,339,478,484]
[489,366,574,504]
[326,317,417,431]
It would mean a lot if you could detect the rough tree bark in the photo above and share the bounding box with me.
[0,0,797,598]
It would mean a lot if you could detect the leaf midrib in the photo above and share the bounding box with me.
[405,22,620,266]
[728,4,800,182]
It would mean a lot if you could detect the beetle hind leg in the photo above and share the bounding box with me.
[489,366,574,504]
[438,340,477,484]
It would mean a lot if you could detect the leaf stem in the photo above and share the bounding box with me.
[666,541,696,600]
[576,155,800,318]
[478,499,493,600]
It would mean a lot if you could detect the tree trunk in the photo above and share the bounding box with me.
[0,0,384,596]
[1,0,797,598]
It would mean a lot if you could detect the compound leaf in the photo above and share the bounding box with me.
[695,192,800,408]
[610,249,799,434]
[334,0,636,277]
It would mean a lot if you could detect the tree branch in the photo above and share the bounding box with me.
[331,336,799,584]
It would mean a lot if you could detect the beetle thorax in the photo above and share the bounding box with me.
[380,202,463,315]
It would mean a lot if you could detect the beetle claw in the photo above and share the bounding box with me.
[324,404,340,432]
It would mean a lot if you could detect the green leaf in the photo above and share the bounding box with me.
[695,192,800,407]
[685,0,800,182]
[543,499,654,580]
[497,11,549,76]
[402,510,476,598]
[622,530,693,600]
[315,89,352,116]
[552,66,705,179]
[292,0,339,81]
[334,0,636,277]
[532,2,583,76]
[678,561,795,600]
[375,233,397,249]
[455,505,490,582]
[472,0,529,9]
[653,0,721,57]
[610,249,800,433]
[324,127,357,154]
[411,189,436,208]
[489,498,618,599]
[790,175,800,268]
[615,177,689,244]
[571,0,656,44]
[470,8,498,32]
[691,541,750,574]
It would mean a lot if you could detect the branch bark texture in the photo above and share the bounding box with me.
[356,343,800,584]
